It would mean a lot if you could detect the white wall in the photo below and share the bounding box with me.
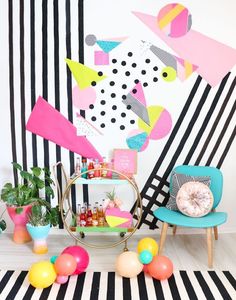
[0,0,236,233]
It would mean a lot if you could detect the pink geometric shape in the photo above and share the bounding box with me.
[72,85,96,110]
[171,8,189,37]
[94,51,109,65]
[149,108,172,140]
[26,96,102,161]
[133,11,236,87]
[105,208,132,228]
[130,82,147,106]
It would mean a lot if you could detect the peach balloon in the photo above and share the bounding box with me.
[54,254,77,276]
[115,251,143,278]
[147,255,173,280]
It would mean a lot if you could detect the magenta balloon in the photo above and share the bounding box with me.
[62,246,89,275]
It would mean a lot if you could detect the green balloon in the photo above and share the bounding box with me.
[50,255,58,264]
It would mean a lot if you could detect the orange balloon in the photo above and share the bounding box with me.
[54,254,77,276]
[147,255,173,280]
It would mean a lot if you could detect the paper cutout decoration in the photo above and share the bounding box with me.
[148,43,198,81]
[138,105,172,140]
[72,86,96,110]
[65,58,107,90]
[96,40,121,53]
[126,129,149,152]
[130,82,147,106]
[105,208,132,228]
[133,11,236,86]
[122,94,150,126]
[94,51,109,65]
[76,114,102,136]
[157,3,192,37]
[26,96,103,161]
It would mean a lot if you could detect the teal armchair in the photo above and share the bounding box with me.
[153,165,227,268]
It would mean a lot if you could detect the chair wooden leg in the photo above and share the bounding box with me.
[206,227,213,268]
[159,222,169,255]
[213,226,218,240]
[173,225,177,236]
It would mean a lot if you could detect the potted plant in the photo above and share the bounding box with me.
[0,162,55,243]
[26,200,59,254]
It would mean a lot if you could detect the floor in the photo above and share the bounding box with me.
[1,230,236,272]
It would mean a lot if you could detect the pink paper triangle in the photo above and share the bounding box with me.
[130,82,147,106]
[133,11,236,87]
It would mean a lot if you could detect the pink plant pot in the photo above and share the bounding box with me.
[7,205,32,244]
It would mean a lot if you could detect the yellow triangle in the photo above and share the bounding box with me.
[65,58,107,90]
[106,216,129,227]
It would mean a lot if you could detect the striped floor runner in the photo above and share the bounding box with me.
[0,270,236,300]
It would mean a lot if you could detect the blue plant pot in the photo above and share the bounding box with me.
[26,223,51,254]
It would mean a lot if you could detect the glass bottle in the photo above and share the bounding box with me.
[86,204,92,226]
[94,159,101,178]
[81,158,88,179]
[88,160,95,179]
[101,156,108,178]
[75,157,81,176]
[80,206,87,227]
[92,207,98,226]
[98,204,105,227]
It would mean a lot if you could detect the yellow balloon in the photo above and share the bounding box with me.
[28,261,57,289]
[137,237,158,256]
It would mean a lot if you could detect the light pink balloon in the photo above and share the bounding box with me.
[72,86,96,110]
[56,275,68,284]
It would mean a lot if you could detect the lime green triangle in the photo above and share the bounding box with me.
[65,58,107,90]
[106,216,129,227]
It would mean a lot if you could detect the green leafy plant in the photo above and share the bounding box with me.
[27,200,60,227]
[1,162,55,214]
[0,209,7,233]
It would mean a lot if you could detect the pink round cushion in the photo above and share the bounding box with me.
[176,181,213,217]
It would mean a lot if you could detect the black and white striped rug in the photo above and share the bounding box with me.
[0,270,236,300]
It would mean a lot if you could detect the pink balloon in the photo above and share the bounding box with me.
[62,246,89,275]
[72,86,96,110]
[56,275,68,284]
[147,255,173,280]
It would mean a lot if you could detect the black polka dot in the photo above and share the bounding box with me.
[128,52,133,57]
[141,70,146,75]
[127,105,131,110]
[132,63,137,68]
[112,59,117,63]
[120,125,125,130]
[111,118,116,123]
[111,93,116,98]
[162,72,168,78]
[98,71,103,76]
[121,61,126,66]
[134,79,139,84]
[101,89,105,93]
[153,77,158,82]
[91,116,96,121]
[153,66,158,71]
[122,95,127,100]
[112,69,118,74]
[143,82,148,87]
[100,100,106,105]
[130,120,135,124]
[112,105,117,110]
[100,111,105,116]
[125,71,130,76]
[121,112,126,117]
[145,58,151,63]
[100,123,105,128]
[91,81,96,86]
[110,81,115,86]
[122,84,127,89]
[132,89,137,94]
[89,104,94,109]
